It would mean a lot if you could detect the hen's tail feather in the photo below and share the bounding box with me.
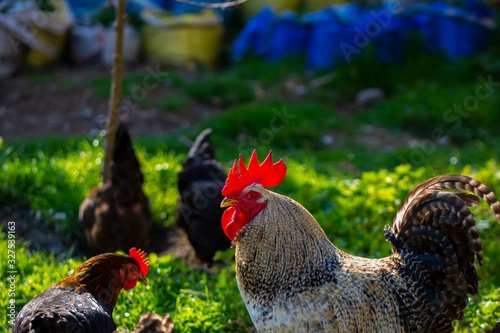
[113,124,135,164]
[110,123,143,186]
[186,128,215,161]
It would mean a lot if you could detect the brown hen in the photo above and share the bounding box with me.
[80,124,151,254]
[13,248,149,333]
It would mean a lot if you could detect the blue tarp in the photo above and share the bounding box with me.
[410,1,494,60]
[232,8,308,62]
[303,5,365,70]
[231,1,496,71]
[67,0,106,18]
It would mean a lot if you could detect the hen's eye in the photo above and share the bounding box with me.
[130,266,137,272]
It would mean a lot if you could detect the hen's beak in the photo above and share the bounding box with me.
[138,275,148,286]
[221,198,237,208]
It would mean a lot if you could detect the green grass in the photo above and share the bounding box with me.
[185,74,255,107]
[354,80,500,144]
[27,72,59,85]
[201,101,338,154]
[156,96,189,112]
[1,139,500,331]
[0,136,182,238]
[3,43,500,331]
[1,157,500,331]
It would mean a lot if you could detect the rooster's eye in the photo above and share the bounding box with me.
[130,266,137,272]
[247,192,257,199]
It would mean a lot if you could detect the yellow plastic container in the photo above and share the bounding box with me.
[142,9,224,68]
[26,29,68,66]
[26,0,73,66]
[241,0,301,20]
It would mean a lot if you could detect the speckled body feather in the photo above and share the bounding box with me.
[234,175,500,332]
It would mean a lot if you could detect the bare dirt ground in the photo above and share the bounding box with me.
[0,66,208,141]
[0,202,196,261]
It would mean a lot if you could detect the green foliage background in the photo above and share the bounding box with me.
[1,41,500,332]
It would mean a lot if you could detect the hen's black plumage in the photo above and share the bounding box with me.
[80,124,151,254]
[175,129,230,262]
[13,289,114,333]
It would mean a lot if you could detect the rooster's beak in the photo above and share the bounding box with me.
[221,198,237,208]
[138,275,148,286]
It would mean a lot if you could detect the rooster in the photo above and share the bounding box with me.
[220,150,500,332]
[80,123,151,254]
[13,248,149,333]
[174,128,230,262]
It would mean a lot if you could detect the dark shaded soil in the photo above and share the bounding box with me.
[0,66,209,141]
[0,203,196,261]
[1,203,87,258]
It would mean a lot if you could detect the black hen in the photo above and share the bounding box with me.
[174,129,230,262]
[80,124,151,254]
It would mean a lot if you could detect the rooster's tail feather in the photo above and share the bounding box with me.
[385,175,500,331]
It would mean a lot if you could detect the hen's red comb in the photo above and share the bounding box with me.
[222,150,287,197]
[129,248,149,276]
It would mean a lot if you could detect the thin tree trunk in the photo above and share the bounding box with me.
[102,0,127,183]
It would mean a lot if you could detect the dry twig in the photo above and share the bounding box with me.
[172,0,248,9]
[102,0,126,183]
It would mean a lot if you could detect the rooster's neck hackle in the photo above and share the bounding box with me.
[52,253,137,312]
[235,190,343,304]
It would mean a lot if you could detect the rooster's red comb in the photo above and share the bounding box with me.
[222,150,287,197]
[129,248,149,276]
